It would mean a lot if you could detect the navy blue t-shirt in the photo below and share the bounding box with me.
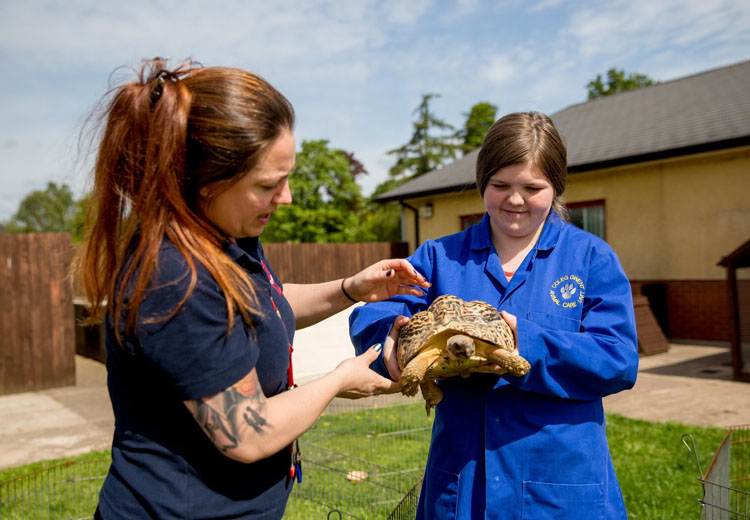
[97,237,296,519]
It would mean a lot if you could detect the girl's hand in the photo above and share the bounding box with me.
[471,310,520,375]
[341,259,430,303]
[335,344,401,399]
[383,315,410,381]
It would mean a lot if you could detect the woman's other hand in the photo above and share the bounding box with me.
[335,343,401,399]
[342,259,431,303]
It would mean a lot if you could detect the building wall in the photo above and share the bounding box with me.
[401,191,484,252]
[565,146,750,281]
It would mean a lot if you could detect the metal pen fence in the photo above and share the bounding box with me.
[0,395,430,519]
[286,394,431,519]
[0,459,109,520]
[683,424,750,519]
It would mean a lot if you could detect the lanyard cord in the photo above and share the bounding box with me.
[259,260,302,482]
[259,260,295,389]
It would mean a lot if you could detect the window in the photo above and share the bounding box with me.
[567,200,605,239]
[461,214,484,230]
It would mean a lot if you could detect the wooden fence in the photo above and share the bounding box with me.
[263,242,409,283]
[0,233,75,395]
[0,237,410,385]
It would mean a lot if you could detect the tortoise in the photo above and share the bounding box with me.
[397,294,531,414]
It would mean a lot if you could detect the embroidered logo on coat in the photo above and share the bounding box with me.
[550,275,585,308]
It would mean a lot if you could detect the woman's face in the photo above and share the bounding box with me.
[201,129,295,239]
[483,162,555,240]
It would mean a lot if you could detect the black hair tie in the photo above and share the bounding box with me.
[149,70,171,105]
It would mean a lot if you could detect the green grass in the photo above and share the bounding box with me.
[0,408,730,519]
[606,413,727,520]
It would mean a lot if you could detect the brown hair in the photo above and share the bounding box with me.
[476,112,568,218]
[75,57,295,341]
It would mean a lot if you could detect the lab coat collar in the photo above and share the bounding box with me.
[470,211,564,253]
[470,210,564,294]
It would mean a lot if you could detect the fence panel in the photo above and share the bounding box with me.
[263,242,409,284]
[0,233,75,395]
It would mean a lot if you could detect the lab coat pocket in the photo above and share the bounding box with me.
[527,312,581,333]
[521,481,604,520]
[423,464,460,518]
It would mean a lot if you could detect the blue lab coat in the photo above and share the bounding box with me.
[350,212,638,519]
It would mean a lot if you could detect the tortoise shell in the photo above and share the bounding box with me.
[398,294,517,376]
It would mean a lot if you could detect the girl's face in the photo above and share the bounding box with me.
[483,162,555,241]
[201,129,295,239]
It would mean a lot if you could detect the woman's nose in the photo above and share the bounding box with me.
[274,180,292,205]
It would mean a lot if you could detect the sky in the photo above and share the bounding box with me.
[0,0,748,221]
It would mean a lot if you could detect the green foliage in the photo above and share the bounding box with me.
[70,194,90,243]
[369,94,489,240]
[587,68,655,99]
[4,182,84,238]
[361,177,408,242]
[262,140,367,243]
[387,93,459,180]
[457,101,497,155]
[360,203,402,242]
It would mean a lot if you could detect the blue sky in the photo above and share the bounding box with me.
[1,0,748,221]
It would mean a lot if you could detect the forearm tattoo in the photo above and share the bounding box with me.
[189,373,269,453]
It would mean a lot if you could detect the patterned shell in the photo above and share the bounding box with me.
[397,294,515,369]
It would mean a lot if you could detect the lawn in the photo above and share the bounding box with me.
[0,405,728,519]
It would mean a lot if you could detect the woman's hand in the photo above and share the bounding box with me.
[471,310,520,375]
[341,259,431,303]
[335,343,401,399]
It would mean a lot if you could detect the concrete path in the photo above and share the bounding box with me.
[1,305,748,471]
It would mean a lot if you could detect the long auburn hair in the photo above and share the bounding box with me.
[476,111,568,219]
[75,58,295,342]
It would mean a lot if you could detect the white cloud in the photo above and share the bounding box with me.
[381,0,433,25]
[479,54,518,85]
[562,0,750,61]
[525,0,565,13]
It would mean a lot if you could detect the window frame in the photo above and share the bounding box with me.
[567,199,606,240]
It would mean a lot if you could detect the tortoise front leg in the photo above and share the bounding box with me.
[486,348,531,377]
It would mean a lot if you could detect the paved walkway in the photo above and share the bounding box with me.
[1,305,748,470]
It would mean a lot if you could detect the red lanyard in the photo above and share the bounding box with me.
[259,260,301,482]
[260,260,294,389]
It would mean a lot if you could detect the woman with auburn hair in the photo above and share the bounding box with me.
[350,112,638,519]
[76,57,429,520]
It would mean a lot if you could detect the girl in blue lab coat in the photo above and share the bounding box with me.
[350,112,639,519]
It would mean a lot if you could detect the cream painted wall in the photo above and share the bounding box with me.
[400,147,750,280]
[401,191,484,251]
[566,147,750,280]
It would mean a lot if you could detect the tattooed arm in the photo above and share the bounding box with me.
[184,344,399,463]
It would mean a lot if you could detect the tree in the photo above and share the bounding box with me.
[4,182,80,235]
[586,68,655,99]
[262,140,368,243]
[387,93,459,180]
[457,101,497,155]
[366,97,496,242]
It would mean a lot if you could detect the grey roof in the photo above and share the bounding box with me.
[378,60,750,202]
